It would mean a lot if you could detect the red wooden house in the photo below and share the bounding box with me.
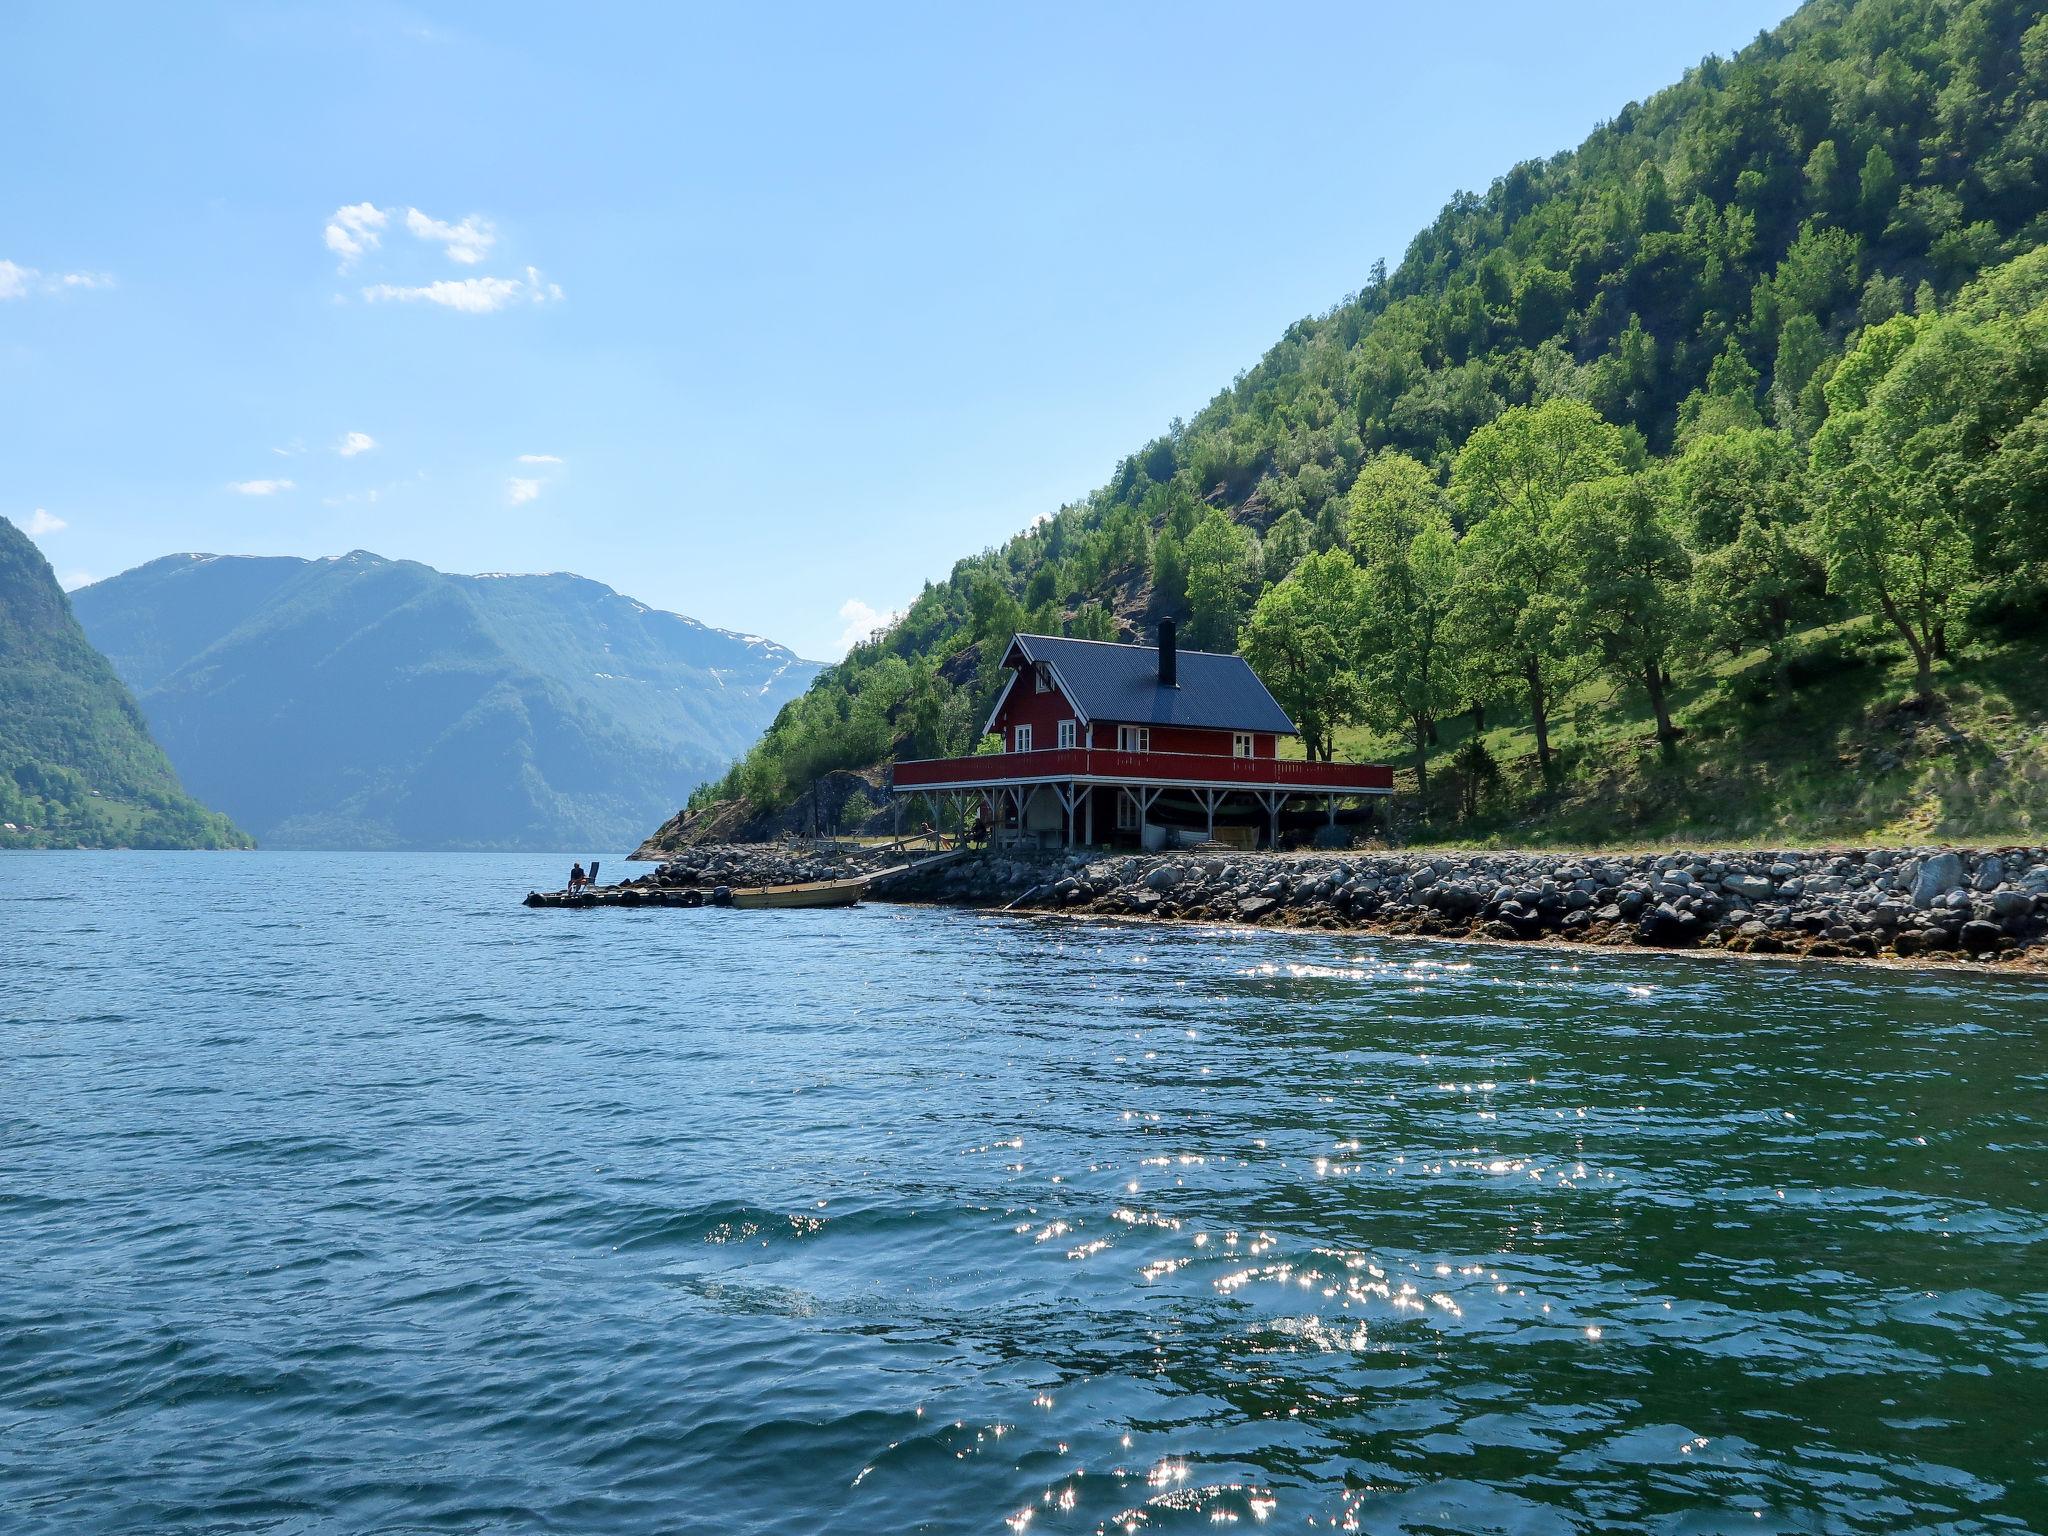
[889,620,1392,848]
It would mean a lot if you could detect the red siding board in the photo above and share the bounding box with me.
[992,674,1079,751]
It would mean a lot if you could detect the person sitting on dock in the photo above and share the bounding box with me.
[568,861,586,893]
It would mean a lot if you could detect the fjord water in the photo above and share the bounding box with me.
[4,853,2043,1534]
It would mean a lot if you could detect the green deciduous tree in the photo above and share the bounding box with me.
[1150,527,1188,616]
[1670,427,1820,662]
[1560,471,1694,753]
[1859,144,1899,228]
[1184,510,1259,651]
[1241,550,1367,762]
[1450,400,1634,781]
[1676,340,1765,446]
[1812,321,1977,703]
[1349,451,1466,801]
[1812,456,1972,703]
[1261,507,1313,586]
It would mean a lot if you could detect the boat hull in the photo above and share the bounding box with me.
[727,878,867,909]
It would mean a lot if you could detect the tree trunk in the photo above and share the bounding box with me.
[1767,595,1791,648]
[1412,715,1430,807]
[1525,660,1554,783]
[1877,588,1935,705]
[1643,662,1679,758]
[1470,701,1486,734]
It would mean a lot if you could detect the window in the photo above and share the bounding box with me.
[1117,725,1150,753]
[1013,724,1033,753]
[1116,793,1139,831]
[1057,719,1076,750]
[1034,663,1052,693]
[1233,732,1254,758]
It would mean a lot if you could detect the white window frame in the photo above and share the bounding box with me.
[1057,719,1076,750]
[1034,663,1052,693]
[1117,725,1150,753]
[1233,731,1254,758]
[1013,723,1034,753]
[1116,792,1139,831]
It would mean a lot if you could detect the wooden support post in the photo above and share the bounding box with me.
[1053,782,1079,848]
[1135,786,1163,838]
[1083,785,1095,846]
[1256,789,1287,849]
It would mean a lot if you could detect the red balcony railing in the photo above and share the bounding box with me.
[888,747,1393,793]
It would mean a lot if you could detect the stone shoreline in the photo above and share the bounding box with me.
[836,842,2048,968]
[542,841,2048,971]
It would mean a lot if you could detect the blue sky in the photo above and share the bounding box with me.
[4,1,1795,660]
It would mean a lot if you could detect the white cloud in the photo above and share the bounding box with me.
[324,203,388,270]
[1,259,115,298]
[362,275,525,313]
[335,430,377,457]
[404,207,495,265]
[506,476,542,505]
[515,453,564,465]
[60,570,94,590]
[25,507,66,536]
[360,268,562,313]
[324,201,557,310]
[837,598,899,653]
[227,478,295,495]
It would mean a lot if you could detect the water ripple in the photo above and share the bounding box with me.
[1,850,2043,1534]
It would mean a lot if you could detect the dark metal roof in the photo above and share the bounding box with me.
[1010,634,1298,734]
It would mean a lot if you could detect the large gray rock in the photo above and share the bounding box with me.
[1912,851,1965,909]
[1144,866,1182,892]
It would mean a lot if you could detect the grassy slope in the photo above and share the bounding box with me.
[1312,628,2048,848]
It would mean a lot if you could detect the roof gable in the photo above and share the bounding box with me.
[998,633,1297,735]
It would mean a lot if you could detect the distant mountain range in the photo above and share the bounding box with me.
[0,516,248,849]
[72,551,820,850]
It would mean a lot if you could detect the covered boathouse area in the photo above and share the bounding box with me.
[888,621,1393,849]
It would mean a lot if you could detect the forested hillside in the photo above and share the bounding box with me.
[0,517,249,850]
[74,552,819,850]
[692,0,2048,846]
